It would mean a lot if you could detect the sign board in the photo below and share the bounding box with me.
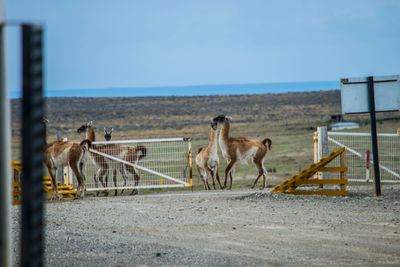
[340,75,400,114]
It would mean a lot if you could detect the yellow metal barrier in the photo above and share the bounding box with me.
[272,147,348,196]
[11,161,76,204]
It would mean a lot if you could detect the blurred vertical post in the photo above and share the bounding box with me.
[21,24,45,267]
[0,1,12,266]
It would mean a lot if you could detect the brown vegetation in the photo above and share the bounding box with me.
[11,90,343,141]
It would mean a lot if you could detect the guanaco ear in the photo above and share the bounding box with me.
[88,121,93,127]
[225,116,232,121]
[104,127,107,134]
[110,128,113,134]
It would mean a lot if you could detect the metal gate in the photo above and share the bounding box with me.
[82,137,192,193]
[327,132,400,183]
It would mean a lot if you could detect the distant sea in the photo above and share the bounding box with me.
[9,81,340,99]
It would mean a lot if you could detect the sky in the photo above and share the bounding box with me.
[4,0,400,92]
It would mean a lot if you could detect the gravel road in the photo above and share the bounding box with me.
[11,185,400,266]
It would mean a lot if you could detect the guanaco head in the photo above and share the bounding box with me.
[211,120,218,130]
[213,115,232,124]
[77,121,93,133]
[42,117,49,142]
[104,127,113,141]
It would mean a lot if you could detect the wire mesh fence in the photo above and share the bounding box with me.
[82,138,192,192]
[327,132,400,182]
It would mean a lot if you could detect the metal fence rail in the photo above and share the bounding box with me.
[327,132,400,183]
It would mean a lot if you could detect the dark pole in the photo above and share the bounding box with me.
[367,76,381,196]
[21,24,44,267]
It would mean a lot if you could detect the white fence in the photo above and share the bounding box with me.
[327,132,400,183]
[82,137,192,193]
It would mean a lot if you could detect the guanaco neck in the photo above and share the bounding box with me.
[43,122,52,148]
[87,126,96,141]
[43,123,47,146]
[219,120,230,143]
[208,128,218,155]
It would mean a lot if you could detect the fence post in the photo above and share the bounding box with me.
[340,152,347,192]
[313,131,318,178]
[365,149,371,182]
[317,126,329,181]
[57,131,63,185]
[187,138,193,192]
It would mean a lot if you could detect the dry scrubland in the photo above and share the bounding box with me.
[10,90,400,186]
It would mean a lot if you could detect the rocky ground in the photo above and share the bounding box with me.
[11,185,400,266]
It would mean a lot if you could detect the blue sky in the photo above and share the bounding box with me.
[5,0,400,92]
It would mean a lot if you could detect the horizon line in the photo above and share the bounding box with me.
[8,80,340,93]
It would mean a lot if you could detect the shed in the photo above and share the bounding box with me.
[331,122,359,131]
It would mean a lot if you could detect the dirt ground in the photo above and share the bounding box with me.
[11,185,400,266]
